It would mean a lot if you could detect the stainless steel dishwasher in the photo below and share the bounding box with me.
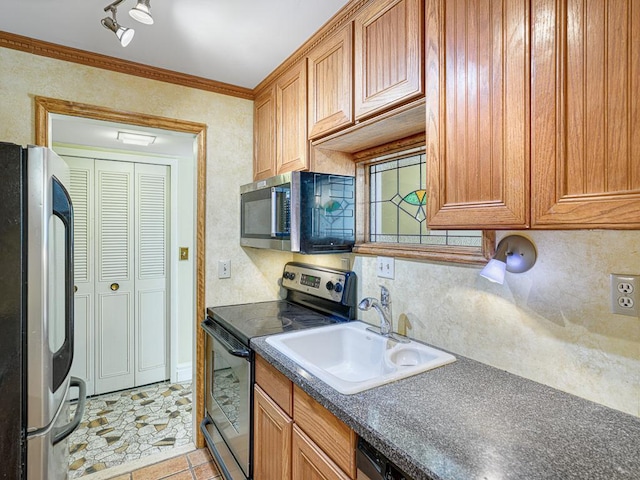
[357,437,415,480]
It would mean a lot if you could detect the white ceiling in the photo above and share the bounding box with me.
[51,114,198,157]
[1,0,350,90]
[3,0,351,156]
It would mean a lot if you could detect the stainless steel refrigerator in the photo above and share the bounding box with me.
[0,142,87,479]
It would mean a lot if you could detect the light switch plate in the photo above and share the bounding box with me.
[377,256,394,279]
[179,247,189,261]
[218,260,231,279]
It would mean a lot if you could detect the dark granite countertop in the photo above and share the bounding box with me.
[251,334,640,480]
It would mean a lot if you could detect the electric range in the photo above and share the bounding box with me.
[200,262,357,480]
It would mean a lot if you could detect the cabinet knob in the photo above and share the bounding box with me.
[110,283,120,291]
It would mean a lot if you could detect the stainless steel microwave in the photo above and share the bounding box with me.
[240,171,355,253]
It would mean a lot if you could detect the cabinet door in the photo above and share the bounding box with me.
[308,23,353,139]
[425,0,530,228]
[276,59,309,174]
[531,0,640,227]
[292,425,350,480]
[254,87,276,181]
[354,0,423,120]
[254,385,292,480]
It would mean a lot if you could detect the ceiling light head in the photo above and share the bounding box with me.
[480,235,537,284]
[101,15,135,47]
[117,131,156,146]
[129,0,154,25]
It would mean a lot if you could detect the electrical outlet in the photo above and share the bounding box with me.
[341,257,351,270]
[610,274,639,316]
[377,256,394,279]
[218,260,231,279]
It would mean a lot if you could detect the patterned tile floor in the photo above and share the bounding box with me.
[95,448,220,480]
[69,382,193,478]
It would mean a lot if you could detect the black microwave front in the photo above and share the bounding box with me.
[240,171,355,254]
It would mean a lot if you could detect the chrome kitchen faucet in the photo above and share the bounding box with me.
[358,286,408,343]
[358,285,392,334]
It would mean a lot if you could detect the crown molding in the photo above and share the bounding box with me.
[0,30,254,100]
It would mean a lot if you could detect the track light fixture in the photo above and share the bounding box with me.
[101,0,153,47]
[101,14,135,48]
[129,0,154,25]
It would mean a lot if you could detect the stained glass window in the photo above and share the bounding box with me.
[369,152,482,247]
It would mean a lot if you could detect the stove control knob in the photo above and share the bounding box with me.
[334,283,343,293]
[325,281,334,291]
[284,271,296,281]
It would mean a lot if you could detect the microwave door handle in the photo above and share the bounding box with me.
[270,187,277,237]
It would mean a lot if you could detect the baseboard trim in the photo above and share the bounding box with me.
[175,362,193,383]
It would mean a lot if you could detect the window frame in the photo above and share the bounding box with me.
[352,135,494,265]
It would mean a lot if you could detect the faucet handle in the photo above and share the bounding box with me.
[379,285,390,306]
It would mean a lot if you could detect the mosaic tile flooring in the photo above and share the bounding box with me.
[69,382,193,478]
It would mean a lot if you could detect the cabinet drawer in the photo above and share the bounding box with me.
[293,385,356,478]
[292,424,351,480]
[255,355,293,416]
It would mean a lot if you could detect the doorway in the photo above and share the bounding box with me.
[34,96,209,459]
[60,152,173,396]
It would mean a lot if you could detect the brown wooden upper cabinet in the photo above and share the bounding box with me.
[308,23,354,140]
[531,0,640,228]
[354,0,424,120]
[254,59,309,181]
[276,59,309,175]
[425,0,530,229]
[427,0,640,229]
[253,87,276,181]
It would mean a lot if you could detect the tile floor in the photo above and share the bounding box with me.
[69,382,194,478]
[104,448,220,480]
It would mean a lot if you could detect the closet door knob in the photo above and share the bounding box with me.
[74,285,78,293]
[110,283,120,291]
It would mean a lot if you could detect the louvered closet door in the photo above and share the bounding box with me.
[134,163,169,386]
[64,156,95,397]
[95,160,135,394]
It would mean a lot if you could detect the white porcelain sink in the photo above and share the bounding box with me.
[265,321,456,394]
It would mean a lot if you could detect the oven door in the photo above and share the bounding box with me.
[201,319,252,480]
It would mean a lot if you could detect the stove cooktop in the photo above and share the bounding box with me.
[206,300,340,347]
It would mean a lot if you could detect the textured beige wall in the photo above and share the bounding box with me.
[0,47,286,368]
[355,230,640,417]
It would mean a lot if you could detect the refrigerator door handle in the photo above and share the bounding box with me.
[51,177,75,393]
[53,377,86,446]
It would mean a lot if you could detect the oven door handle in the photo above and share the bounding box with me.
[210,329,250,358]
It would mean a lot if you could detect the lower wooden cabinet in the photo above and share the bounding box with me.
[292,425,351,480]
[293,385,356,477]
[253,355,356,480]
[254,385,292,480]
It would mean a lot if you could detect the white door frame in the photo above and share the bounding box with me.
[54,146,195,385]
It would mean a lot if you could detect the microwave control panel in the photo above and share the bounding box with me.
[282,264,349,303]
